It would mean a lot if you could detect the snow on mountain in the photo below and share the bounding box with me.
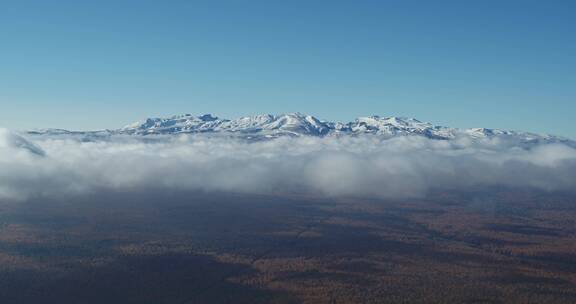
[26,113,572,145]
[336,116,453,139]
[120,113,332,137]
[120,114,221,134]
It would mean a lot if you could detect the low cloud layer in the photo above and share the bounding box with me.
[1,128,576,201]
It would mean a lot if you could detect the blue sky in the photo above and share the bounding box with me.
[1,0,574,137]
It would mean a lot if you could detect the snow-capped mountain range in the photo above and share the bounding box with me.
[27,113,571,145]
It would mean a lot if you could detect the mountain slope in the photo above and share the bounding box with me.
[119,113,332,137]
[26,113,572,145]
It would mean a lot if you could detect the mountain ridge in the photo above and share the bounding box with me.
[26,113,572,145]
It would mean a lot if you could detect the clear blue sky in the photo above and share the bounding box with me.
[1,0,574,137]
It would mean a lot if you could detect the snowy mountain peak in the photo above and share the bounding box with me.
[28,113,572,146]
[198,114,219,121]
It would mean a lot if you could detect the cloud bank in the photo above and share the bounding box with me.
[1,128,576,201]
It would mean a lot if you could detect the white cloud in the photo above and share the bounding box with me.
[1,129,575,201]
